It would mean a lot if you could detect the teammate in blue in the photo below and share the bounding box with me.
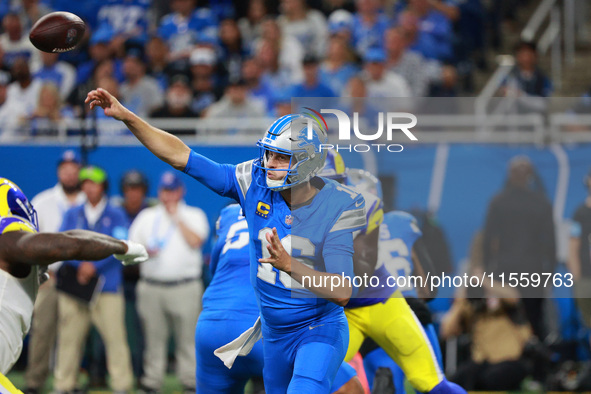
[196,204,363,394]
[86,88,366,393]
[195,204,263,393]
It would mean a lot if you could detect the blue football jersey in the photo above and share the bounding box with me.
[158,9,218,54]
[97,0,151,42]
[379,211,422,297]
[184,152,366,330]
[200,204,258,321]
[351,13,390,55]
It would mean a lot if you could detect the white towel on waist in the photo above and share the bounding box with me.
[214,316,262,369]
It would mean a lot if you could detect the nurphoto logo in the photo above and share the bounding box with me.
[304,107,418,153]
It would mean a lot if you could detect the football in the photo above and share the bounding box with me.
[29,12,86,53]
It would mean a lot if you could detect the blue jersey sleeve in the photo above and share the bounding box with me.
[182,150,242,202]
[323,231,355,279]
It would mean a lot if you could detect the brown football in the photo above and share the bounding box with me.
[29,12,86,53]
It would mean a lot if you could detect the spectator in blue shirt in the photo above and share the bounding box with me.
[352,0,391,55]
[242,57,274,113]
[500,41,552,114]
[291,54,336,98]
[33,51,76,100]
[401,0,454,62]
[320,36,359,95]
[257,39,300,96]
[502,41,552,98]
[158,0,218,63]
[353,0,391,56]
[76,26,124,86]
[97,0,152,53]
[45,0,101,29]
[189,47,222,116]
[146,36,173,93]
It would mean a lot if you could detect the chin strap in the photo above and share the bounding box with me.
[266,177,287,188]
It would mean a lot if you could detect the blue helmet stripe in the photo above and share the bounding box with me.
[267,115,293,139]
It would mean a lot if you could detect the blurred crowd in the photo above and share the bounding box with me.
[0,0,556,138]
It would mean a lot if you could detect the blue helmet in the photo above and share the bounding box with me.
[255,114,328,191]
[0,178,39,231]
[318,149,348,183]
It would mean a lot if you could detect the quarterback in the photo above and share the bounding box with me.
[86,88,366,393]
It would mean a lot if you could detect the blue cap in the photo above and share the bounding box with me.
[90,25,114,45]
[328,10,354,34]
[364,48,386,63]
[58,150,81,166]
[158,171,184,190]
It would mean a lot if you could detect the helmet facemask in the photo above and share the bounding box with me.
[255,114,328,191]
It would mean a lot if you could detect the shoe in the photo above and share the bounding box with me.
[23,388,39,394]
[182,386,195,394]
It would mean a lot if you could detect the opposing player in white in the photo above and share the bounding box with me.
[0,178,148,391]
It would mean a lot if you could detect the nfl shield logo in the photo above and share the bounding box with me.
[285,215,293,225]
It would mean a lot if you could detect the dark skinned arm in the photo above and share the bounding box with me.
[0,230,128,267]
[353,228,379,278]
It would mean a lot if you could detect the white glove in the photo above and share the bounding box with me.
[114,240,149,266]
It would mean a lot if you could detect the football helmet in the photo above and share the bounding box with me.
[318,149,348,183]
[347,169,383,200]
[0,178,39,231]
[255,114,328,191]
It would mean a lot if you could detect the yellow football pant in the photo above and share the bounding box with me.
[345,294,443,392]
[0,372,23,394]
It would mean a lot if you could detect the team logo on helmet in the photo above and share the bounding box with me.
[254,113,329,191]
